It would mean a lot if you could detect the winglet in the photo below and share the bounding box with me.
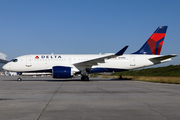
[115,46,128,56]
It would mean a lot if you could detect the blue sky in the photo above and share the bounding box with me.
[0,0,180,67]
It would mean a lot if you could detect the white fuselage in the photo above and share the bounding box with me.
[3,54,172,73]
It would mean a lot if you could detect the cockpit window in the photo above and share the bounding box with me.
[11,59,18,62]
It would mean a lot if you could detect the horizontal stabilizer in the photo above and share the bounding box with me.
[149,54,177,61]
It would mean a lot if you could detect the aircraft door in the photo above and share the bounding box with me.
[130,56,136,66]
[26,56,32,67]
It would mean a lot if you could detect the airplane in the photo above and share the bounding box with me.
[0,52,8,71]
[3,26,177,81]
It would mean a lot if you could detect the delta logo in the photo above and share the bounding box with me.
[35,56,39,59]
[35,55,62,59]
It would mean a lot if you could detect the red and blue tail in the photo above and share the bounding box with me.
[133,26,168,55]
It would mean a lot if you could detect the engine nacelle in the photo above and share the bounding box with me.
[52,66,72,78]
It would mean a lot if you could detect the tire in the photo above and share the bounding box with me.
[81,76,89,81]
[17,77,22,82]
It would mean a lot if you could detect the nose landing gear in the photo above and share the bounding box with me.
[17,77,22,82]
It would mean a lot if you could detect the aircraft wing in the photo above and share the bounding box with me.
[73,46,128,69]
[149,54,177,61]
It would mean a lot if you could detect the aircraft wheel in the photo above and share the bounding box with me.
[17,77,22,82]
[81,76,89,81]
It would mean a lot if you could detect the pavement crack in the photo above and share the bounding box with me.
[37,83,63,120]
[140,100,169,120]
[96,86,110,93]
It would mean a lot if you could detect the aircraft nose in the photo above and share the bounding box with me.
[3,64,10,71]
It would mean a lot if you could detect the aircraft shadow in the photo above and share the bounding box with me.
[2,77,132,82]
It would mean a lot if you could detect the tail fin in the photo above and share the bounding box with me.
[133,26,168,55]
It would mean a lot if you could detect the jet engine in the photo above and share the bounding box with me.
[52,66,72,78]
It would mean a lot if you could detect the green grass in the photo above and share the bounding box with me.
[109,65,180,84]
[111,65,180,77]
[118,76,180,84]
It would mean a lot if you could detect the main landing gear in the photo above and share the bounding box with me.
[81,75,89,81]
[80,70,89,81]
